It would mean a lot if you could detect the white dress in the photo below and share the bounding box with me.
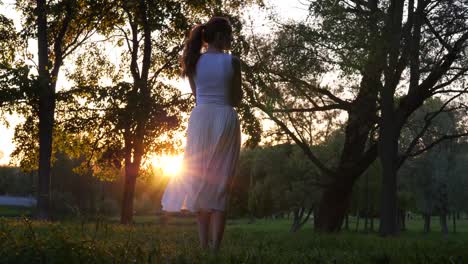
[161,53,241,212]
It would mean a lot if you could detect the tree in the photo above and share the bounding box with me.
[243,141,338,231]
[5,0,261,223]
[448,142,468,232]
[61,0,261,224]
[242,0,468,233]
[348,160,382,232]
[400,98,468,235]
[0,12,28,111]
[35,0,53,220]
[377,0,468,236]
[0,166,33,196]
[1,0,113,219]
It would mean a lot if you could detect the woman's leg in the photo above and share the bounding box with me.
[196,211,211,249]
[210,210,226,251]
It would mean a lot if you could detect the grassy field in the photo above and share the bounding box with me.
[0,214,467,263]
[0,205,32,217]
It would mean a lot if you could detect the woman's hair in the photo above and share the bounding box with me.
[181,17,232,77]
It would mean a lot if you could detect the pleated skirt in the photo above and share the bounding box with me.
[161,104,241,212]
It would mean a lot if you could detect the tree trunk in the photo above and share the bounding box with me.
[120,161,138,224]
[378,0,406,237]
[378,98,399,236]
[378,127,399,236]
[355,212,360,232]
[398,208,406,232]
[119,0,152,225]
[370,215,374,231]
[364,214,369,232]
[364,172,369,232]
[315,178,356,232]
[290,207,312,233]
[452,212,456,233]
[344,214,349,230]
[440,213,448,236]
[290,208,302,233]
[120,131,144,224]
[423,213,431,234]
[36,0,54,220]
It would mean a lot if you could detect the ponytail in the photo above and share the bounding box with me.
[181,17,232,78]
[181,24,205,77]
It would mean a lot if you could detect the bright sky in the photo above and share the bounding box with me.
[0,0,309,165]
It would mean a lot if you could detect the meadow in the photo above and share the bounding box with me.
[0,212,467,263]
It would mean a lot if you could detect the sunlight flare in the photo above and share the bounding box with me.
[150,154,183,178]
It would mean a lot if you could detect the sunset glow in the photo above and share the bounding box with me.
[150,154,183,178]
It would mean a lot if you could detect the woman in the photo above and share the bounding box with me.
[161,17,242,251]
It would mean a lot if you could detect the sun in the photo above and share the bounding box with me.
[150,154,183,177]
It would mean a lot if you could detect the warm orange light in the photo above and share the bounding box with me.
[150,154,183,178]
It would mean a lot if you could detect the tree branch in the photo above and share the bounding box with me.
[272,71,351,110]
[270,104,344,113]
[424,16,454,53]
[408,131,468,157]
[244,71,336,177]
[399,90,466,166]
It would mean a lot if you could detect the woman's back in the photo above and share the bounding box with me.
[163,16,240,251]
[194,53,233,106]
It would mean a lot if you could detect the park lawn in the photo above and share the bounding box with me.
[108,214,197,226]
[0,217,467,264]
[0,205,32,217]
[129,214,468,235]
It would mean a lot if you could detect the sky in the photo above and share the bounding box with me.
[0,0,309,165]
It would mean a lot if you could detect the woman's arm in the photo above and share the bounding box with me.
[231,56,243,107]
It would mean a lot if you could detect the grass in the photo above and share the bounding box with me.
[0,215,467,263]
[0,205,32,217]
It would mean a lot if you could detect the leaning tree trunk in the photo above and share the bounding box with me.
[314,135,377,231]
[314,177,358,232]
[315,91,378,231]
[314,5,383,229]
[36,0,54,220]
